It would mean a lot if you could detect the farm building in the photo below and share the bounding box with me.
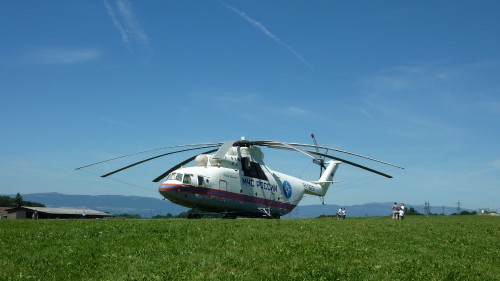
[5,206,113,219]
[0,207,9,219]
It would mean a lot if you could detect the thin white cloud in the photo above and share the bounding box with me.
[214,93,259,104]
[223,4,313,70]
[478,101,500,114]
[191,91,314,119]
[104,1,129,44]
[31,47,101,65]
[98,117,131,128]
[104,0,150,50]
[286,106,310,116]
[492,159,500,169]
[463,159,500,177]
[359,62,466,139]
[357,59,500,146]
[190,91,259,105]
[268,105,314,119]
[360,108,374,120]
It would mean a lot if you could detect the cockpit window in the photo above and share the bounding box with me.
[167,173,183,182]
[175,173,183,181]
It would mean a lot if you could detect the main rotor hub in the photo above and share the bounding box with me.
[233,139,252,147]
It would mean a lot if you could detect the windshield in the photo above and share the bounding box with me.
[167,173,183,182]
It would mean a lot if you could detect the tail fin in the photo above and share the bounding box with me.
[307,161,342,196]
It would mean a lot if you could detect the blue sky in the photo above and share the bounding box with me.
[1,1,499,211]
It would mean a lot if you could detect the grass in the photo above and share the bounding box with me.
[0,216,498,280]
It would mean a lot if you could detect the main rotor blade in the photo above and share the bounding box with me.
[259,142,393,178]
[307,150,393,178]
[257,141,328,174]
[269,141,318,160]
[212,140,237,159]
[101,145,220,178]
[296,143,404,169]
[261,141,404,170]
[76,142,221,170]
[152,148,219,182]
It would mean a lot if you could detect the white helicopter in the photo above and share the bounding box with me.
[77,135,403,218]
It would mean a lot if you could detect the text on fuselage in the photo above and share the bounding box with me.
[242,177,278,192]
[303,182,316,192]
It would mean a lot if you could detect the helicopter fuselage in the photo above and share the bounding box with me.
[157,146,338,218]
[158,164,309,218]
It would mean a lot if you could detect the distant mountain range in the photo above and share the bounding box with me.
[285,203,465,218]
[4,193,468,218]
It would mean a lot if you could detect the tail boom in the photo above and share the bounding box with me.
[304,161,342,196]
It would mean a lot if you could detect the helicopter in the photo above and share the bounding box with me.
[76,134,403,219]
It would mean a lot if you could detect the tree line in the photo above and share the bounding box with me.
[116,209,224,219]
[0,193,45,208]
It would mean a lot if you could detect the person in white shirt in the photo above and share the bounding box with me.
[399,203,405,220]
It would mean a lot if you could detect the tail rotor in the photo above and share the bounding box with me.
[311,133,327,177]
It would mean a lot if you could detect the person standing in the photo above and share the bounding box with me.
[337,208,343,219]
[392,202,399,219]
[399,203,405,220]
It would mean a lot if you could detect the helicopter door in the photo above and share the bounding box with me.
[219,180,227,203]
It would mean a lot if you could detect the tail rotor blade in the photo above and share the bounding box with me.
[311,133,326,176]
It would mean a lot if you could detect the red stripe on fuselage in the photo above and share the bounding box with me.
[158,183,296,210]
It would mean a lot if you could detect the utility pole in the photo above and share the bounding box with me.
[457,200,461,214]
[424,201,430,216]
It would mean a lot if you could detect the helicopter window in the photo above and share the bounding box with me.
[241,158,268,181]
[167,173,183,182]
[177,173,183,181]
[198,176,204,186]
[183,174,193,185]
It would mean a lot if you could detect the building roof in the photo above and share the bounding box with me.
[0,207,10,216]
[9,206,112,216]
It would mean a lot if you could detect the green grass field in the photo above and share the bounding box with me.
[1,216,498,280]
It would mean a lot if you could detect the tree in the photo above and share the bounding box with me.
[0,196,13,206]
[14,193,23,208]
[152,213,174,219]
[451,210,477,215]
[23,201,45,207]
[406,207,422,215]
[116,213,142,219]
[0,195,45,207]
[178,209,223,218]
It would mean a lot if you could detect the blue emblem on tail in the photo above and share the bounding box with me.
[283,180,292,199]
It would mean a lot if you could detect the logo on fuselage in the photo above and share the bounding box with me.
[282,180,292,199]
